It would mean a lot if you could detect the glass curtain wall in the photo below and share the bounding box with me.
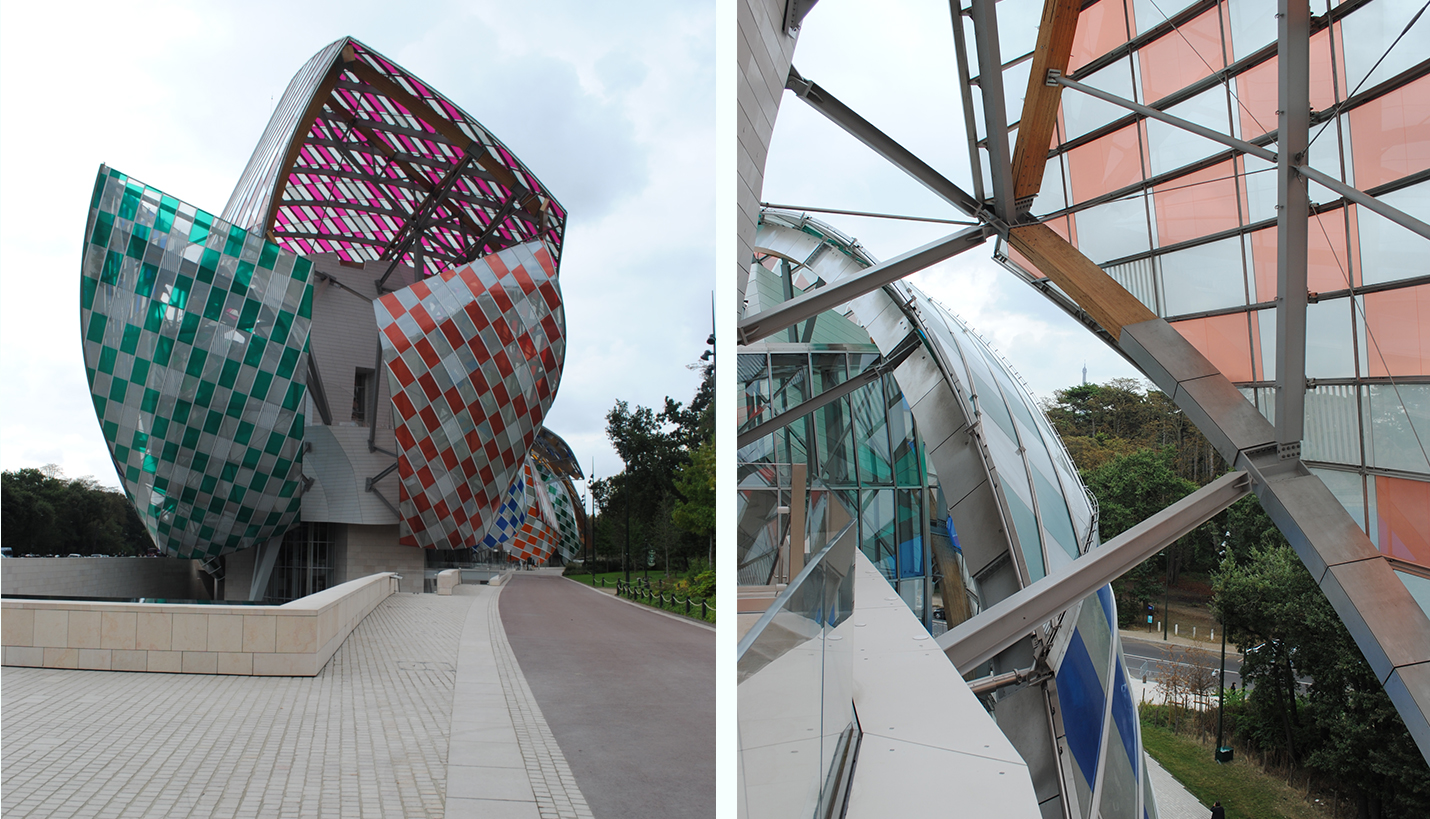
[738,346,936,622]
[265,521,334,602]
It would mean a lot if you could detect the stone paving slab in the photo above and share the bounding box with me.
[2,593,471,818]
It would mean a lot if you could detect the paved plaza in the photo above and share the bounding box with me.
[1,573,714,818]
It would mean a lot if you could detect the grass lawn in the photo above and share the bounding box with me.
[1141,723,1328,819]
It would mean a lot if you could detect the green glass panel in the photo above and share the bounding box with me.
[224,225,246,257]
[184,348,208,379]
[180,486,197,504]
[126,466,141,485]
[92,395,107,418]
[272,310,293,346]
[292,257,311,282]
[179,311,200,345]
[221,462,239,482]
[182,427,201,449]
[277,347,299,379]
[250,370,273,401]
[195,380,215,406]
[202,287,226,321]
[136,263,158,298]
[199,474,218,494]
[102,421,119,442]
[241,447,261,469]
[143,455,159,474]
[249,472,269,492]
[90,174,107,209]
[142,389,161,414]
[235,420,254,446]
[86,313,108,344]
[156,195,178,233]
[243,336,266,368]
[297,285,313,319]
[151,416,169,439]
[281,382,302,411]
[171,399,191,424]
[264,431,285,456]
[120,323,141,355]
[189,211,211,245]
[90,211,114,250]
[226,391,246,419]
[203,410,223,434]
[232,261,254,294]
[144,299,165,333]
[119,182,142,220]
[287,412,304,437]
[115,444,130,463]
[101,250,122,285]
[219,358,240,389]
[228,485,246,504]
[278,481,298,498]
[172,275,192,309]
[238,298,260,331]
[153,336,174,367]
[107,377,127,403]
[198,249,220,284]
[130,358,151,386]
[208,495,226,514]
[191,452,209,473]
[98,346,117,375]
[273,457,292,475]
[126,231,147,261]
[199,525,215,540]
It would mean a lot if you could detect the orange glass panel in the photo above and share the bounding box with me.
[1069,0,1131,73]
[1349,75,1430,190]
[1235,29,1342,138]
[1138,8,1225,104]
[1248,310,1266,380]
[1067,124,1144,203]
[1377,476,1430,566]
[1248,211,1359,300]
[1171,313,1254,381]
[1153,162,1240,246]
[1044,214,1079,246]
[1364,284,1430,377]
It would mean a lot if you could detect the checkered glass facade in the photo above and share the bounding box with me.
[510,460,560,564]
[81,166,312,560]
[537,461,583,562]
[376,241,565,549]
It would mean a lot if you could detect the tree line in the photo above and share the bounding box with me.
[1,465,155,556]
[1047,380,1429,818]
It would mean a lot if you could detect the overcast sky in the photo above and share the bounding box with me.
[0,0,713,501]
[761,2,1142,403]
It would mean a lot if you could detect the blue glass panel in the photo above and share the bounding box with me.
[1055,630,1107,788]
[1112,659,1139,772]
[1097,585,1116,631]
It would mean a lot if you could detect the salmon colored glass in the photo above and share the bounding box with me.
[1377,476,1430,566]
[1069,0,1131,73]
[1235,28,1343,138]
[1137,8,1225,104]
[1045,214,1079,246]
[1067,124,1144,203]
[1172,313,1255,381]
[1364,284,1430,377]
[1153,162,1240,246]
[1349,75,1430,191]
[1248,208,1359,300]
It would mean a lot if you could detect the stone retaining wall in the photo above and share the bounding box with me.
[1,556,207,599]
[1,573,398,676]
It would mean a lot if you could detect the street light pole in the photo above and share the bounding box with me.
[624,468,631,584]
[1216,614,1228,760]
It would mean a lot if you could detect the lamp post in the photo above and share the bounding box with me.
[624,467,632,584]
[1215,539,1234,763]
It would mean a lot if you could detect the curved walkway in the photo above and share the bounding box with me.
[499,574,715,819]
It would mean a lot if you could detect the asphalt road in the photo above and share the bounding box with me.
[1120,633,1244,688]
[499,575,714,819]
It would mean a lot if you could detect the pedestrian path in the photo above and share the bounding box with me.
[499,575,715,819]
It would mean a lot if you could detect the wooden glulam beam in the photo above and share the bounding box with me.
[1007,223,1154,337]
[259,45,356,237]
[1010,0,1082,206]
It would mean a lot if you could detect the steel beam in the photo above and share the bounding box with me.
[939,471,1252,674]
[248,536,285,602]
[785,68,991,221]
[736,332,924,448]
[1297,164,1430,242]
[738,224,992,344]
[948,1,988,202]
[1051,73,1277,163]
[969,0,1017,222]
[305,349,334,426]
[1275,0,1311,453]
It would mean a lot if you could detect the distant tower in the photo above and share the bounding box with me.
[1082,361,1088,386]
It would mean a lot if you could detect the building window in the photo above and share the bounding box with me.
[352,368,375,425]
[266,522,334,603]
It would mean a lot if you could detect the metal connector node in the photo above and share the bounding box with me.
[1046,69,1062,87]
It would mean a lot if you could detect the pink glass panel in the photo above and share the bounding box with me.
[1171,313,1255,381]
[1235,28,1342,138]
[1045,214,1079,246]
[1137,8,1225,104]
[1377,475,1430,567]
[1153,161,1240,246]
[1248,208,1359,300]
[1069,0,1131,73]
[1364,283,1430,377]
[1067,124,1144,203]
[1349,75,1430,190]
